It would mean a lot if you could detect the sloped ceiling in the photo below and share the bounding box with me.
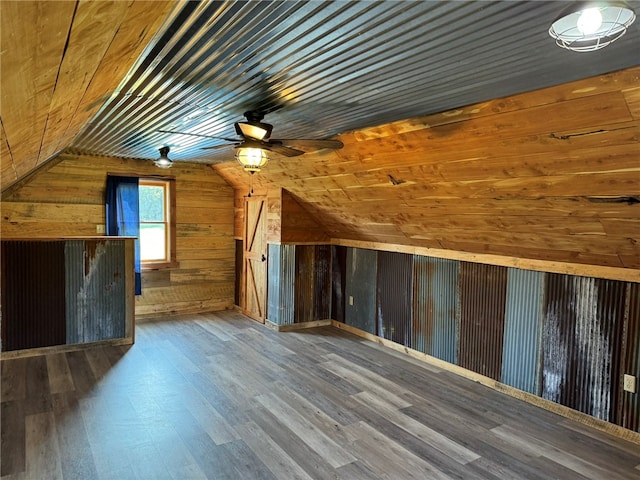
[2,0,639,190]
[0,0,177,189]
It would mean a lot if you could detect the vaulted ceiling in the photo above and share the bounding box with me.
[2,0,639,187]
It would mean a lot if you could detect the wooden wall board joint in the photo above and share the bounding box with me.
[331,238,640,283]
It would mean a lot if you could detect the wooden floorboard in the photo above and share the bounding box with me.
[2,311,640,479]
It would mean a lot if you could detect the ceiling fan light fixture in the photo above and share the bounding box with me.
[549,3,636,52]
[236,147,268,174]
[154,146,173,168]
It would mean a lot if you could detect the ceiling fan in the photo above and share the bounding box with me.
[158,110,344,158]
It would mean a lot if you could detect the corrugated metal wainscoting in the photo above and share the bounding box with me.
[1,241,66,351]
[267,244,332,326]
[377,251,413,346]
[501,268,544,395]
[331,246,347,323]
[542,274,627,424]
[267,244,295,326]
[295,245,331,323]
[235,239,242,307]
[621,283,640,431]
[1,239,130,352]
[458,262,508,381]
[345,248,377,334]
[412,256,459,364]
[318,246,639,433]
[65,240,126,344]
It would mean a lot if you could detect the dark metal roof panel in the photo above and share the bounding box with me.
[69,1,640,165]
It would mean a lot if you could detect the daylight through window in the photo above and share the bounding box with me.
[139,179,173,265]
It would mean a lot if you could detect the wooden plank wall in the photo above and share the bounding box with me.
[233,186,329,244]
[281,190,329,244]
[215,67,640,275]
[1,153,235,317]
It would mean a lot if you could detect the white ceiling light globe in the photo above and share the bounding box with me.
[577,8,603,34]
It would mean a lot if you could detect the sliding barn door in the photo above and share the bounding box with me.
[243,196,267,322]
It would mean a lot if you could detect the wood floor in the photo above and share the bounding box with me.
[1,311,639,480]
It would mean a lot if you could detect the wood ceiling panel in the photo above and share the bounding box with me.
[0,1,177,192]
[623,87,640,119]
[0,121,16,187]
[38,1,139,164]
[0,1,76,181]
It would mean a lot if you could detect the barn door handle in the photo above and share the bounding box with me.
[261,254,266,262]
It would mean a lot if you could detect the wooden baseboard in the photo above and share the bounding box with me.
[265,319,332,332]
[0,337,134,360]
[135,305,236,321]
[331,320,640,446]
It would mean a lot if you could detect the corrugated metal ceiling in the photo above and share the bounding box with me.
[70,0,640,165]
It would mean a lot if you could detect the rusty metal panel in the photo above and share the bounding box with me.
[377,251,413,346]
[620,282,639,432]
[501,268,544,395]
[1,241,66,351]
[458,262,508,380]
[267,244,295,326]
[313,245,332,321]
[331,245,347,323]
[295,245,314,323]
[345,248,377,334]
[66,240,126,344]
[542,274,626,423]
[412,256,459,363]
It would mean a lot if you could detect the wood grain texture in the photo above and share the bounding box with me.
[214,67,640,272]
[281,189,329,244]
[2,311,639,479]
[1,153,235,317]
[0,0,176,191]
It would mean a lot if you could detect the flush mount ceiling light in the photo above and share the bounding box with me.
[154,146,173,168]
[549,3,636,52]
[236,147,268,174]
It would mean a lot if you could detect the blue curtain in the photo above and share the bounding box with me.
[105,176,141,295]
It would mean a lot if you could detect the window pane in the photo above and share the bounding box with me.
[139,185,165,222]
[140,224,166,261]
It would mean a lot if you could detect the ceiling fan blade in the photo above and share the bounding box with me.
[272,138,344,150]
[263,143,305,157]
[158,129,238,143]
[201,143,235,151]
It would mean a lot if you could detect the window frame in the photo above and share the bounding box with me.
[138,176,177,270]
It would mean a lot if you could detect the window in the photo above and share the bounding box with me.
[139,178,176,269]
